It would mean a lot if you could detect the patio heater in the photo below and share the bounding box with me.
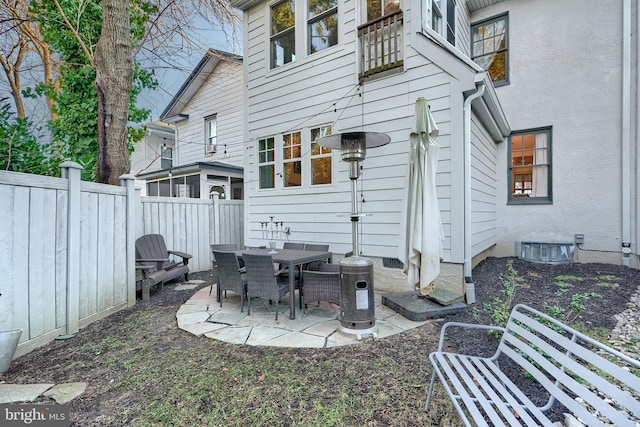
[318,131,390,339]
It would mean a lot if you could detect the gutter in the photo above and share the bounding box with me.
[463,81,485,282]
[621,0,632,266]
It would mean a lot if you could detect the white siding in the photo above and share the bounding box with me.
[241,0,479,262]
[175,60,245,168]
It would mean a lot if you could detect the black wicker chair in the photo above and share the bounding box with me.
[210,244,238,296]
[243,253,290,320]
[301,263,340,314]
[212,249,247,310]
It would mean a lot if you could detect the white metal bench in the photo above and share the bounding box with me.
[425,304,640,426]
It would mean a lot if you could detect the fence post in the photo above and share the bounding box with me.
[60,161,82,335]
[120,174,137,307]
[212,192,220,244]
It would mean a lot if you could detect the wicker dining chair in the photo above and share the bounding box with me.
[212,250,247,310]
[303,243,330,271]
[279,241,305,280]
[301,263,340,314]
[243,253,290,320]
[210,244,238,296]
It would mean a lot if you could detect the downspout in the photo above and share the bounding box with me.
[463,81,485,282]
[621,0,631,266]
[637,0,640,266]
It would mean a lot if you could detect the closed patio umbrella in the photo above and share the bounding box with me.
[398,97,444,295]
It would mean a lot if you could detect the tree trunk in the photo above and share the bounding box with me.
[94,0,133,185]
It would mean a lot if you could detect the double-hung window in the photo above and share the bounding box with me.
[310,125,332,185]
[509,127,552,204]
[471,14,508,85]
[283,131,302,187]
[259,137,276,189]
[205,115,217,154]
[427,0,455,44]
[308,0,338,54]
[271,0,296,68]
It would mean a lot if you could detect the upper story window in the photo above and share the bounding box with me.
[205,115,217,154]
[160,145,172,169]
[271,0,296,68]
[308,0,338,54]
[283,131,302,187]
[427,0,455,44]
[310,125,332,185]
[367,0,400,21]
[472,13,508,86]
[508,127,552,204]
[258,137,276,189]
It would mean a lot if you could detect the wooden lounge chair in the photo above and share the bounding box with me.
[135,234,191,284]
[135,265,167,301]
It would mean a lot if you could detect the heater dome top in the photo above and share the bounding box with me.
[316,131,390,150]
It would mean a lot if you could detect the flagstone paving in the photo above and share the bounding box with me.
[177,286,432,348]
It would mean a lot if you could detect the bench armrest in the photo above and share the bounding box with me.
[168,250,192,260]
[437,321,505,352]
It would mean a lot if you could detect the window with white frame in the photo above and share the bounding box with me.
[426,0,455,44]
[308,0,338,54]
[472,13,508,85]
[367,0,400,21]
[271,0,296,68]
[205,115,217,154]
[508,127,552,204]
[258,137,276,189]
[283,131,302,187]
[310,125,332,185]
[160,145,172,169]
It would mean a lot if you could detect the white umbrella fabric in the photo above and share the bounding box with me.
[398,97,444,295]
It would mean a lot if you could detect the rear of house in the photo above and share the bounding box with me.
[231,0,639,295]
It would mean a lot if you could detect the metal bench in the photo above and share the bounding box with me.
[426,304,640,426]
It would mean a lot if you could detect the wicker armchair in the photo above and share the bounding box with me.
[243,253,290,320]
[301,263,340,314]
[303,243,330,271]
[210,244,238,296]
[212,250,247,311]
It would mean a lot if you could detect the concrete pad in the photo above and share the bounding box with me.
[266,331,326,348]
[174,284,199,290]
[177,303,212,315]
[180,321,227,336]
[184,279,206,285]
[382,291,467,321]
[205,326,252,345]
[176,311,210,327]
[383,313,429,331]
[207,310,247,325]
[43,382,86,404]
[302,319,341,337]
[374,320,406,339]
[0,384,54,404]
[326,331,359,347]
[246,326,289,345]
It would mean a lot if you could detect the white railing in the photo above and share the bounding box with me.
[0,163,243,358]
[358,10,404,78]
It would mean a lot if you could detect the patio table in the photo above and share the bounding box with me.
[238,248,332,319]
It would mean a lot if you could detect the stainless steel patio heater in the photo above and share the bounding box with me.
[318,131,390,339]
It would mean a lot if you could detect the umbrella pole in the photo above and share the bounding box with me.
[349,161,360,256]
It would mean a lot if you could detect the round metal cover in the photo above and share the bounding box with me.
[317,131,391,150]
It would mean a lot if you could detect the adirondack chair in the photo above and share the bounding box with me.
[135,234,192,284]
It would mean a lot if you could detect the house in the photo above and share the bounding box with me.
[134,49,245,200]
[230,0,639,295]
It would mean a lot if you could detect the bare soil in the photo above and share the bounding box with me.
[2,257,639,426]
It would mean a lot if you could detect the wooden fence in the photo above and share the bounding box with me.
[0,162,243,358]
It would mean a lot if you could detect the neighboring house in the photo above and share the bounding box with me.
[134,49,245,200]
[130,121,176,190]
[230,0,640,294]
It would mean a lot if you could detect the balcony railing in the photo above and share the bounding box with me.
[358,10,404,78]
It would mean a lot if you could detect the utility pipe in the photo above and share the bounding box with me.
[621,0,631,266]
[463,81,485,281]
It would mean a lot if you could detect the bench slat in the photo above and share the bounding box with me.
[506,318,640,420]
[457,354,546,426]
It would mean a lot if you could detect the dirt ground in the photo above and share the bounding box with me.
[2,257,639,426]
